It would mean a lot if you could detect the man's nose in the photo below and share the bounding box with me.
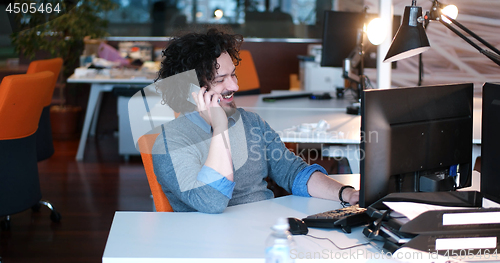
[227,76,239,91]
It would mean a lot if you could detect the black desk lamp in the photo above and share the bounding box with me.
[384,0,500,67]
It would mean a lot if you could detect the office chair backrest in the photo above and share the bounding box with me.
[26,58,63,107]
[27,58,63,161]
[236,50,260,92]
[0,71,55,218]
[0,71,54,140]
[138,133,174,212]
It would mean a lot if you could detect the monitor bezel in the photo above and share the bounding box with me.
[359,83,474,208]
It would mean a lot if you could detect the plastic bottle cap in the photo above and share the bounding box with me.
[272,217,290,231]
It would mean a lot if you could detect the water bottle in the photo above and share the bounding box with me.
[265,217,295,263]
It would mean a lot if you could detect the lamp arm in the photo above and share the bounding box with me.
[480,50,500,67]
[438,19,482,52]
[438,17,500,67]
[442,13,500,56]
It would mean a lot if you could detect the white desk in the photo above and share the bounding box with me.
[103,174,386,263]
[67,74,154,161]
[103,172,494,263]
[240,92,361,144]
[103,196,380,263]
[103,196,388,263]
[237,90,354,111]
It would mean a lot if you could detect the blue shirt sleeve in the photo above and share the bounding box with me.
[291,164,328,197]
[197,165,236,198]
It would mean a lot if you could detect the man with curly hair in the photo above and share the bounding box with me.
[152,28,359,213]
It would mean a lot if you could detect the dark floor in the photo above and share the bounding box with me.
[0,133,342,263]
[0,135,152,263]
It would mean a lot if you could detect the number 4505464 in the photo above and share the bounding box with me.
[6,2,60,14]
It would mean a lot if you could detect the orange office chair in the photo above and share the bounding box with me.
[138,133,174,212]
[26,58,63,161]
[0,71,62,230]
[235,50,260,95]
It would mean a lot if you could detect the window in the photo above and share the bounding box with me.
[104,0,337,38]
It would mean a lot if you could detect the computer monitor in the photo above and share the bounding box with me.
[359,83,474,208]
[480,82,500,204]
[321,11,400,68]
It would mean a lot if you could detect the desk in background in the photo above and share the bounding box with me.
[321,97,483,174]
[144,92,482,174]
[67,73,354,161]
[143,91,362,171]
[67,73,155,161]
[67,73,483,170]
[146,91,360,144]
[68,76,360,161]
[238,91,359,144]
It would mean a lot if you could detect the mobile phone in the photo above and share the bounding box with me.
[187,83,201,105]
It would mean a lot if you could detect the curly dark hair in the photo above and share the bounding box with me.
[155,28,243,113]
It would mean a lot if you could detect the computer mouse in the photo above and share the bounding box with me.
[287,217,309,235]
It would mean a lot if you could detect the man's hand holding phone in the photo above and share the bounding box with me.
[191,86,227,133]
[191,86,234,181]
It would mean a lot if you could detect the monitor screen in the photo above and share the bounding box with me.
[480,82,500,204]
[321,11,400,68]
[359,83,474,208]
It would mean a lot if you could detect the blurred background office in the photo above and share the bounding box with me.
[2,0,499,92]
[0,0,499,262]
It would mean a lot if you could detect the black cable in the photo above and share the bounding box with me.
[305,234,371,250]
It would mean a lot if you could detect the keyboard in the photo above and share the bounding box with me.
[302,205,372,233]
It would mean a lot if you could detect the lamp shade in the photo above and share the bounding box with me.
[384,5,430,63]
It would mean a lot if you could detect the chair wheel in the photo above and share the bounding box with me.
[32,202,42,212]
[0,219,10,230]
[50,211,62,222]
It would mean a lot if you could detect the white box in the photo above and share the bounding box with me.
[300,61,344,92]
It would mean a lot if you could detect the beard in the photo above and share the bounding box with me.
[222,100,237,116]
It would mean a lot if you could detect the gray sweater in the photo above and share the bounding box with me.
[152,108,324,213]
